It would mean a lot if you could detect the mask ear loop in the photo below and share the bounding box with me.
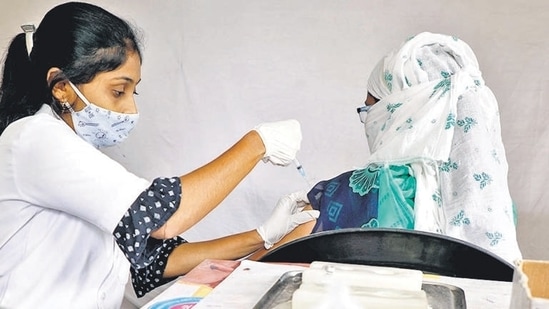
[20,24,35,57]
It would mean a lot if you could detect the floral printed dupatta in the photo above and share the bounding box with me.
[360,32,521,263]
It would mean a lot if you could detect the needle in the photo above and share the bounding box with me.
[293,158,313,187]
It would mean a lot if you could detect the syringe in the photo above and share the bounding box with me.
[293,158,313,187]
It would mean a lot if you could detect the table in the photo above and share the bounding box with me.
[142,259,513,308]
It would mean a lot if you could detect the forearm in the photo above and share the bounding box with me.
[152,131,265,239]
[248,206,316,261]
[162,230,264,277]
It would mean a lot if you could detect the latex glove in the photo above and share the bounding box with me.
[253,119,302,166]
[256,191,320,249]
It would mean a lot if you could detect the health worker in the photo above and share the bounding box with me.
[0,2,319,308]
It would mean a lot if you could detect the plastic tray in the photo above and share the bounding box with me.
[253,270,467,309]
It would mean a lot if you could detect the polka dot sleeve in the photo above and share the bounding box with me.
[131,236,187,297]
[113,176,181,269]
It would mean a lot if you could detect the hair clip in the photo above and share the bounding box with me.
[21,24,36,57]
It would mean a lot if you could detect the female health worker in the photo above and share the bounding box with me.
[0,2,318,307]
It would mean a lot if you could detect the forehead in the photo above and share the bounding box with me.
[93,51,141,84]
[365,92,379,105]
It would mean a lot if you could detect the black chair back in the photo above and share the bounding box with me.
[259,228,514,281]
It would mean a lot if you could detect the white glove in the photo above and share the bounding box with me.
[253,119,302,166]
[256,190,320,249]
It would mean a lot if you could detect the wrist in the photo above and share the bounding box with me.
[255,226,273,249]
[246,130,267,160]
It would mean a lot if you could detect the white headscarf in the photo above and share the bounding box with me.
[364,32,521,263]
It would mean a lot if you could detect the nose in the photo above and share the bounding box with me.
[125,96,138,114]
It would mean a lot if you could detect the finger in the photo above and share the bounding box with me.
[289,190,309,204]
[267,157,286,166]
[292,210,320,224]
[295,202,310,212]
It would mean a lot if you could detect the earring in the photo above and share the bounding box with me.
[60,100,72,112]
[52,98,72,114]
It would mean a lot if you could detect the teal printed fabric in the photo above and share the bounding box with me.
[377,165,416,229]
[307,164,416,232]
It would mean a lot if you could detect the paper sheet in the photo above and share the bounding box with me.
[140,259,241,309]
[193,260,308,309]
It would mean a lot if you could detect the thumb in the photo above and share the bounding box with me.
[289,190,310,204]
[292,210,320,225]
[264,156,287,166]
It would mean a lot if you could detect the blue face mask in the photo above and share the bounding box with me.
[68,82,139,148]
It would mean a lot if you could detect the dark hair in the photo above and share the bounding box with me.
[0,2,142,134]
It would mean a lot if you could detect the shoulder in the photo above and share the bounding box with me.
[1,104,132,178]
[311,170,356,189]
[307,170,356,199]
[2,104,78,147]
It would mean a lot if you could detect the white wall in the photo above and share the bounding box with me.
[1,0,547,262]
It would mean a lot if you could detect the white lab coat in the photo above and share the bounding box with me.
[0,105,150,308]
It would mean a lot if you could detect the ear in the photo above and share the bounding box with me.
[47,67,73,103]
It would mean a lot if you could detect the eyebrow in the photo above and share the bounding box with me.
[113,76,142,85]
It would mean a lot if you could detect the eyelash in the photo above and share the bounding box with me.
[113,90,139,97]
